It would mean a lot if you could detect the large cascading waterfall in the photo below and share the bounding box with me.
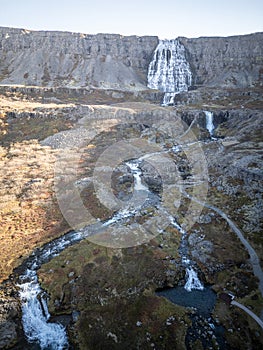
[147,39,192,106]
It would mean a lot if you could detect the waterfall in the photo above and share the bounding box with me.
[126,160,148,191]
[17,158,155,348]
[162,92,177,107]
[205,111,215,137]
[19,270,68,349]
[102,160,150,228]
[16,148,204,347]
[184,266,204,292]
[147,39,192,106]
[17,230,84,349]
[168,215,204,292]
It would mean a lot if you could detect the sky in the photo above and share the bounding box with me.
[0,0,262,39]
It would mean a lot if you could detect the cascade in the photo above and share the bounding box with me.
[126,160,148,191]
[19,270,68,350]
[168,215,204,292]
[17,230,85,349]
[184,266,204,292]
[17,158,157,347]
[16,149,205,347]
[147,39,192,106]
[205,111,215,137]
[162,92,177,107]
[103,160,150,228]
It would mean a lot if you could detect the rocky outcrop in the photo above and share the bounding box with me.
[0,284,21,349]
[0,27,262,91]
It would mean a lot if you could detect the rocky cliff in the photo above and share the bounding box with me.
[0,27,158,90]
[0,27,262,91]
[180,33,263,88]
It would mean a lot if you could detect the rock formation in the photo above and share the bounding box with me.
[180,33,263,88]
[0,27,262,91]
[0,27,158,90]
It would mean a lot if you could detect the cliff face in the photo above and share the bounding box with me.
[0,27,158,90]
[180,33,263,88]
[0,27,262,90]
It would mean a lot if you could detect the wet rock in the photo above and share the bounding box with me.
[0,285,21,349]
[188,233,214,264]
[0,321,17,348]
[140,161,163,193]
[72,310,80,323]
[143,175,162,193]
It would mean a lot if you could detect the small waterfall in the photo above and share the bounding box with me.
[147,39,192,106]
[168,215,203,292]
[184,267,204,292]
[126,160,148,191]
[19,270,68,350]
[162,92,177,107]
[205,111,215,137]
[17,230,84,349]
[103,160,151,228]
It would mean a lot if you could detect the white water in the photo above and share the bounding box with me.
[103,160,150,229]
[19,270,68,349]
[17,231,85,349]
[184,266,204,292]
[165,212,204,292]
[162,92,177,107]
[102,208,137,227]
[17,151,205,347]
[17,159,153,348]
[205,111,214,137]
[18,160,151,349]
[126,161,148,191]
[147,39,192,106]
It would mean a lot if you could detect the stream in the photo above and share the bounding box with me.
[14,151,206,349]
[14,126,260,348]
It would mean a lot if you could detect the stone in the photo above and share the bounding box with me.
[0,285,20,349]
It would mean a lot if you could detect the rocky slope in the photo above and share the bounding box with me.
[0,27,262,90]
[37,101,262,350]
[0,89,262,349]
